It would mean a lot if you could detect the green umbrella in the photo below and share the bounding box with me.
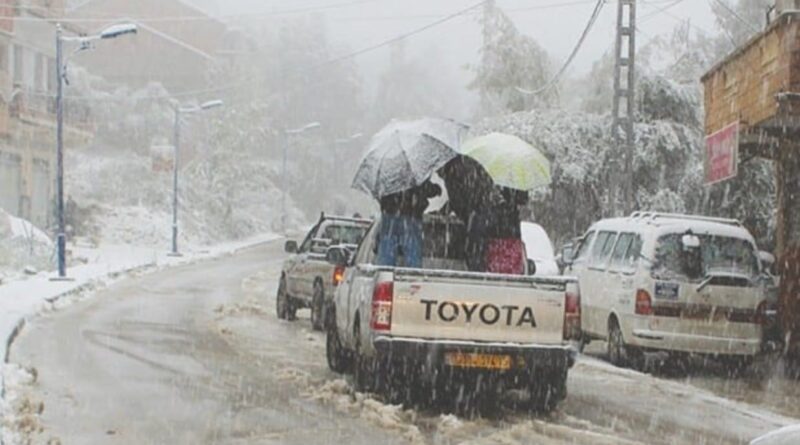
[459,132,552,191]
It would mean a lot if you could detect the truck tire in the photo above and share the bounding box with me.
[528,368,567,413]
[326,309,351,373]
[311,281,324,331]
[352,319,381,393]
[276,277,296,321]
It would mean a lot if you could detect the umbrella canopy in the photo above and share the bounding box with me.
[352,118,469,199]
[459,132,552,191]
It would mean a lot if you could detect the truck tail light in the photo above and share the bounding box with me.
[635,289,654,316]
[370,281,394,331]
[563,289,581,340]
[332,265,345,286]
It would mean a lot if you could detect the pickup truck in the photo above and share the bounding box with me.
[324,214,580,412]
[277,214,372,330]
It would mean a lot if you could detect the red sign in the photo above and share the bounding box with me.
[705,121,739,185]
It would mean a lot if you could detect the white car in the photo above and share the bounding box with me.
[564,212,767,368]
[521,222,560,276]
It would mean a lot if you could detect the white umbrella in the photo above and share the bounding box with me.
[352,118,469,199]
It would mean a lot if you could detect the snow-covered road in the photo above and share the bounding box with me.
[4,240,798,444]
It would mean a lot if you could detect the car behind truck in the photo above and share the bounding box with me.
[277,214,372,330]
[324,214,580,412]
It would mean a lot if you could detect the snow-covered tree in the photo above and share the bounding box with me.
[469,1,556,116]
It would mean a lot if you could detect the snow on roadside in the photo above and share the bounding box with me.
[571,357,798,443]
[750,424,800,445]
[0,210,53,283]
[300,377,425,445]
[0,232,280,413]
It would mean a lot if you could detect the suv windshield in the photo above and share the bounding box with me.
[652,233,759,282]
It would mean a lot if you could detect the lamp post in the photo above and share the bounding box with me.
[54,23,137,279]
[282,122,321,234]
[169,100,223,257]
[333,132,362,187]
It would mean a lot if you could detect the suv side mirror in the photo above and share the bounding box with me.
[285,240,298,254]
[326,246,350,267]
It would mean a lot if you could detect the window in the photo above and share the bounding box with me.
[573,231,596,263]
[34,53,44,91]
[590,231,618,267]
[298,223,321,254]
[355,223,378,265]
[12,45,22,84]
[652,233,759,282]
[0,43,8,72]
[609,233,642,271]
[46,58,56,92]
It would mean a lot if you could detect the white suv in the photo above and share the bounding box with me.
[564,212,767,368]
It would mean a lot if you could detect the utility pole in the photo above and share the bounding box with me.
[611,0,637,216]
[170,107,181,257]
[55,25,67,278]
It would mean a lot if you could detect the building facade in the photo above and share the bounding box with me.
[0,0,92,228]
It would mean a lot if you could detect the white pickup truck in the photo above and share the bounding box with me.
[324,214,580,412]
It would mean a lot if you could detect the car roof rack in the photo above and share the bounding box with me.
[629,212,742,227]
[321,213,373,224]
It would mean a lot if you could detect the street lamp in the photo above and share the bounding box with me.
[169,99,224,257]
[282,122,322,234]
[53,23,137,280]
[333,133,363,187]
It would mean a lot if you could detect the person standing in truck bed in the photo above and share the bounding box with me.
[484,188,529,275]
[377,180,442,268]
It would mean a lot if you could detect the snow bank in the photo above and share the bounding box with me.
[296,375,424,444]
[751,424,800,445]
[0,210,53,283]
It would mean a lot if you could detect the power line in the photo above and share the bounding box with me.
[7,0,385,23]
[30,0,488,102]
[709,0,759,34]
[516,0,605,96]
[305,0,487,72]
[335,0,598,22]
[639,0,687,22]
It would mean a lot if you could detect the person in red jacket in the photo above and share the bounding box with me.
[484,188,529,275]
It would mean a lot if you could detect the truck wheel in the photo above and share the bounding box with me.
[276,277,296,321]
[311,282,324,331]
[352,321,377,393]
[326,311,351,373]
[528,368,567,413]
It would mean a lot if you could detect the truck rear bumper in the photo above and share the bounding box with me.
[373,336,576,370]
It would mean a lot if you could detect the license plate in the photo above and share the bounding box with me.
[444,353,512,370]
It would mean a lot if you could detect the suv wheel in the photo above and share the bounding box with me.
[311,282,324,331]
[608,318,643,369]
[607,318,626,366]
